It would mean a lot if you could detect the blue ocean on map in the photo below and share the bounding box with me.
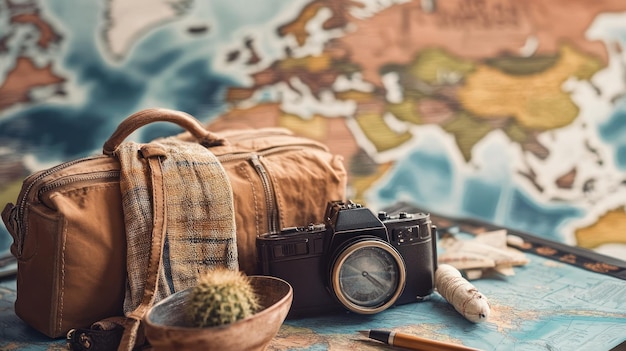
[600,99,626,170]
[372,145,584,242]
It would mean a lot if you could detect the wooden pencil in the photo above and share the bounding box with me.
[359,330,483,351]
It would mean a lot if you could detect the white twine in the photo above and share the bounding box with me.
[435,264,491,323]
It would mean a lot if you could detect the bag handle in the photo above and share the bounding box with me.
[103,108,226,156]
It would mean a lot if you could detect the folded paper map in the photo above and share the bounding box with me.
[438,229,530,279]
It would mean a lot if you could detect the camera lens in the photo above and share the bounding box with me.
[330,239,406,314]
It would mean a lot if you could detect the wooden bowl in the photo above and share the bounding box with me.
[144,275,293,351]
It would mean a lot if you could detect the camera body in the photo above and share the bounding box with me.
[257,201,437,316]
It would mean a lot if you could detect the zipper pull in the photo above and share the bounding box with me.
[2,203,18,234]
[1,203,22,257]
[250,154,265,172]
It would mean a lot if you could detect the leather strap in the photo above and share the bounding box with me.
[117,147,168,351]
[66,324,124,351]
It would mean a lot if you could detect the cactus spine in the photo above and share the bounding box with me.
[187,268,260,328]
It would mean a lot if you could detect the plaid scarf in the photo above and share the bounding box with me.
[116,137,238,313]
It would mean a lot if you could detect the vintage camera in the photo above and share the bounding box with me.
[257,200,437,317]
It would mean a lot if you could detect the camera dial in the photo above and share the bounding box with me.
[330,239,406,314]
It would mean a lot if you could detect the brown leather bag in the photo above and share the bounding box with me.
[1,108,346,339]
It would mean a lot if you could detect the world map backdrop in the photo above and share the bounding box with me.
[1,0,626,260]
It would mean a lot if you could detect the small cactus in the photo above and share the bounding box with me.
[187,268,260,328]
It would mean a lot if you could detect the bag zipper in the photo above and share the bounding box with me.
[218,145,310,235]
[38,170,121,196]
[250,155,278,234]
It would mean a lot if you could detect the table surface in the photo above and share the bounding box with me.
[2,205,626,351]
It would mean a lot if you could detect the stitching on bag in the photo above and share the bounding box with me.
[239,164,260,235]
[51,182,118,335]
[57,215,67,335]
